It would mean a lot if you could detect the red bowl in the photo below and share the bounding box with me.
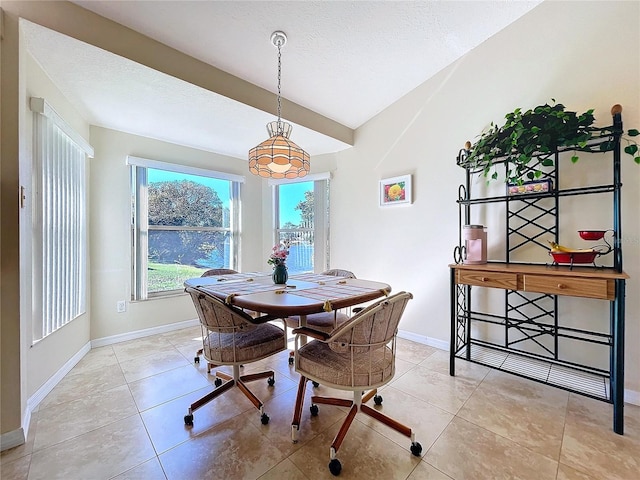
[550,251,598,264]
[578,230,606,241]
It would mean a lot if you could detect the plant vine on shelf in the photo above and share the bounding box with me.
[463,100,639,185]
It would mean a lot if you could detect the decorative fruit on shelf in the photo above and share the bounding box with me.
[548,240,599,264]
[547,240,596,253]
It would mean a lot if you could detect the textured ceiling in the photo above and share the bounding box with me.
[23,1,543,160]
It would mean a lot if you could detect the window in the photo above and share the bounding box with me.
[129,157,243,299]
[272,175,330,274]
[31,97,93,341]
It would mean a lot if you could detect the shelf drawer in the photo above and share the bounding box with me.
[457,270,518,290]
[523,274,613,300]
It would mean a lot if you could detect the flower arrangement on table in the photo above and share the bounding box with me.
[267,240,290,267]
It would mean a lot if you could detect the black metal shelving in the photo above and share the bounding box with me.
[450,109,628,434]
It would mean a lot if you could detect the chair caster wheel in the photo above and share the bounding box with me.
[214,378,222,387]
[374,394,383,405]
[310,404,319,416]
[184,414,193,426]
[328,458,342,476]
[410,441,423,456]
[261,413,270,425]
[312,381,319,388]
[268,377,275,387]
[194,356,200,364]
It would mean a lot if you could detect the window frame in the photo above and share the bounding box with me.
[270,173,330,274]
[127,156,244,300]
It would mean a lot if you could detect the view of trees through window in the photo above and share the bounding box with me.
[142,168,235,294]
[277,182,316,273]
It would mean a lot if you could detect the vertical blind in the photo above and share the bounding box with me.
[31,98,93,341]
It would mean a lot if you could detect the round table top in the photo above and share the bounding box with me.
[184,272,391,317]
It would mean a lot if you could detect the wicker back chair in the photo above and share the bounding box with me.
[184,287,286,426]
[290,291,421,475]
[284,269,357,365]
[200,268,239,277]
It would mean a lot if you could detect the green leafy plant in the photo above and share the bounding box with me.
[463,100,640,185]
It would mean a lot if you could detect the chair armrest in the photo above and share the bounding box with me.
[291,327,331,341]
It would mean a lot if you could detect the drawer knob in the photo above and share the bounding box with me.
[557,283,566,289]
[481,277,488,282]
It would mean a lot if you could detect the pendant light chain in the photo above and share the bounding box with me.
[248,30,309,179]
[276,39,282,133]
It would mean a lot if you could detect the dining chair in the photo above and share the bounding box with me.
[194,269,239,370]
[290,291,421,476]
[284,269,357,365]
[200,268,239,277]
[184,286,287,425]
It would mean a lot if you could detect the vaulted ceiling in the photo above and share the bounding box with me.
[23,1,543,159]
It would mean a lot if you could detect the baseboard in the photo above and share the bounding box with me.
[396,329,640,406]
[91,318,199,348]
[397,329,448,351]
[624,388,640,406]
[27,341,92,410]
[2,342,90,452]
[0,427,25,452]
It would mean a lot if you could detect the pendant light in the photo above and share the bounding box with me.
[248,31,310,178]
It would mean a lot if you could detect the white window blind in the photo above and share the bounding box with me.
[31,97,93,341]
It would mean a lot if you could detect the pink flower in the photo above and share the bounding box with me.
[267,241,290,266]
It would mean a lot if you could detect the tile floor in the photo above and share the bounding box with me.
[1,327,639,479]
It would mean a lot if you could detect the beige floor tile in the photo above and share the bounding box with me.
[424,417,558,480]
[420,350,491,383]
[0,453,31,480]
[457,370,568,460]
[70,345,119,376]
[257,458,309,480]
[247,382,347,456]
[159,325,202,346]
[396,338,440,364]
[141,383,253,454]
[128,363,211,412]
[357,385,454,454]
[159,414,287,480]
[559,395,640,480]
[173,339,207,365]
[33,384,138,451]
[17,336,640,480]
[39,364,126,409]
[111,335,176,363]
[556,463,598,480]
[238,363,300,401]
[111,457,167,479]
[390,364,480,414]
[289,416,421,479]
[406,461,454,479]
[394,356,420,379]
[119,348,191,383]
[28,414,156,480]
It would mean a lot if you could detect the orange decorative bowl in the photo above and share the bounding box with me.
[578,230,607,241]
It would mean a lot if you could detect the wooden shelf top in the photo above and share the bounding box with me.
[449,262,629,280]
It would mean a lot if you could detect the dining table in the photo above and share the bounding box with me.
[183,271,392,324]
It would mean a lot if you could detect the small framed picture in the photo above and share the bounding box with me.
[379,174,412,206]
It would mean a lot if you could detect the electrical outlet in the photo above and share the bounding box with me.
[116,300,126,313]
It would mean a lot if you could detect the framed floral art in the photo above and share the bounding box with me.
[379,174,412,206]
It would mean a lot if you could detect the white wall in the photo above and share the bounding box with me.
[329,0,640,395]
[88,127,265,340]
